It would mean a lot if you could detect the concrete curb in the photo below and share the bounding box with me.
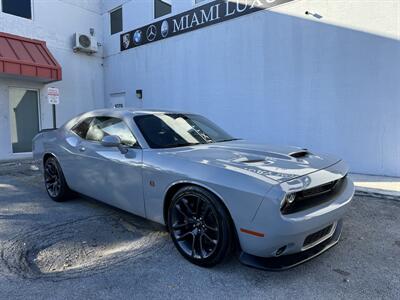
[350,173,400,202]
[355,189,400,202]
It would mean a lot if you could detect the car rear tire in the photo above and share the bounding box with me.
[168,186,233,267]
[44,156,72,202]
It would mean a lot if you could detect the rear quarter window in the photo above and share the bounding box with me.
[71,117,93,139]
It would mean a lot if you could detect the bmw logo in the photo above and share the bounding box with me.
[133,30,142,44]
[161,20,169,38]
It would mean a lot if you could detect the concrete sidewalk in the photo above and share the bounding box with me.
[349,173,400,201]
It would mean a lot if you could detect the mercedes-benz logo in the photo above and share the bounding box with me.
[161,20,169,38]
[146,25,157,42]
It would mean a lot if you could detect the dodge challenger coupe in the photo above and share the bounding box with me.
[33,109,354,270]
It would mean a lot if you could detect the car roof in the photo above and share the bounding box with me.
[86,108,195,117]
[62,108,200,130]
[62,108,198,129]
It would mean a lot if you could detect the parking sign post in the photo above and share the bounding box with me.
[47,87,60,129]
[52,104,56,129]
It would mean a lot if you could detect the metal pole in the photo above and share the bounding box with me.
[52,104,57,129]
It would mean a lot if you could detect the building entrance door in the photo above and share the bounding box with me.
[9,88,40,153]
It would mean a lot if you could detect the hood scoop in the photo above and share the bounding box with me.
[289,150,310,158]
[232,156,270,164]
[243,159,266,164]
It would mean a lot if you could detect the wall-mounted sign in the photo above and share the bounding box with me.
[120,0,294,51]
[110,93,126,109]
[47,87,60,105]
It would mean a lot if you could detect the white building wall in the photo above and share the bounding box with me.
[0,0,104,159]
[103,0,400,177]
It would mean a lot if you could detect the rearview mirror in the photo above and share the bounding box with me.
[101,135,122,147]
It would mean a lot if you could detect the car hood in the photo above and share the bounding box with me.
[162,140,341,183]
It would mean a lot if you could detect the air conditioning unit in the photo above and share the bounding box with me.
[73,33,98,54]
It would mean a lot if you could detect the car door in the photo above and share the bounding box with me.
[78,116,145,217]
[62,116,99,194]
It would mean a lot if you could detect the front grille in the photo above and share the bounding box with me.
[281,175,346,215]
[300,180,339,198]
[303,224,334,249]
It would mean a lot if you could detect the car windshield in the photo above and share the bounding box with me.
[134,113,239,149]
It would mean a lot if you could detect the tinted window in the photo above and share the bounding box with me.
[110,7,122,35]
[154,0,171,19]
[2,0,31,19]
[71,117,93,139]
[134,114,236,149]
[86,117,137,147]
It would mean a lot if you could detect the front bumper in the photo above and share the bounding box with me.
[239,219,343,271]
[236,160,354,262]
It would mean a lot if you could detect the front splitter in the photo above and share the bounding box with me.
[239,221,343,271]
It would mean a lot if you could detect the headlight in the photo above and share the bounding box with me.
[281,193,297,209]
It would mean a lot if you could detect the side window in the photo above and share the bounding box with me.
[2,0,32,19]
[154,0,171,19]
[86,117,138,147]
[71,117,93,139]
[110,7,123,35]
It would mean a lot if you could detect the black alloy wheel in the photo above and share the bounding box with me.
[168,186,232,267]
[44,156,72,202]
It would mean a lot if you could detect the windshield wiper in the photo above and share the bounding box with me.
[217,138,242,143]
[163,142,202,148]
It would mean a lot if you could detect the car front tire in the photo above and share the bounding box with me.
[43,156,72,202]
[168,186,233,267]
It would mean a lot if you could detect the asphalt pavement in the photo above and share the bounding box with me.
[0,160,399,299]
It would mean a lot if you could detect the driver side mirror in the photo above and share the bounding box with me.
[101,135,128,154]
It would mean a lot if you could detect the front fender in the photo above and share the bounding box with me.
[141,150,274,227]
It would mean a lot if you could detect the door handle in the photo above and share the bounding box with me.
[79,146,86,152]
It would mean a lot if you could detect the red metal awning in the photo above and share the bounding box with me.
[0,32,62,83]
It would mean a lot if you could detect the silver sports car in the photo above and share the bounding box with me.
[33,109,354,270]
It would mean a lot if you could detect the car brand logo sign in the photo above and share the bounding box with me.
[161,20,169,38]
[133,30,142,44]
[120,0,295,51]
[122,33,131,49]
[146,25,157,41]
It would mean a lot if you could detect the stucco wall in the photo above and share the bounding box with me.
[102,0,400,177]
[1,0,398,175]
[0,0,104,159]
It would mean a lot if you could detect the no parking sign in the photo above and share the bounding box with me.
[47,87,60,105]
